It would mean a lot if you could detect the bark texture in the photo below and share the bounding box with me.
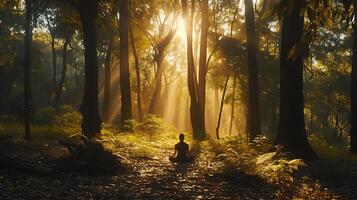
[198,0,209,136]
[55,39,69,108]
[181,0,205,139]
[119,0,133,127]
[78,0,102,138]
[275,1,317,160]
[244,0,261,141]
[129,24,143,122]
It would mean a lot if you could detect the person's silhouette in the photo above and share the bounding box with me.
[169,133,193,163]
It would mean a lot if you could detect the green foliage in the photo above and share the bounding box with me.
[137,115,172,134]
[0,123,79,163]
[55,109,82,132]
[100,116,188,160]
[198,136,307,185]
[308,134,349,159]
[256,152,306,183]
[33,106,57,124]
[31,105,82,134]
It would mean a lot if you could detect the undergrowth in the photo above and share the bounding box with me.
[100,115,190,160]
[196,136,306,185]
[1,108,357,183]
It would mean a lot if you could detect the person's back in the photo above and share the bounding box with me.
[170,133,193,163]
[175,141,189,161]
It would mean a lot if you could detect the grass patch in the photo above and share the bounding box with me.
[100,115,193,160]
[0,123,80,163]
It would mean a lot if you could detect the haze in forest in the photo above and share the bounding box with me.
[1,0,357,199]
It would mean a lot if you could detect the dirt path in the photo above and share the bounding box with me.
[117,148,278,200]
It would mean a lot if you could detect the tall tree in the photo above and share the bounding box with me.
[229,77,236,135]
[181,0,205,139]
[148,29,176,116]
[119,0,133,127]
[78,0,102,138]
[24,0,33,140]
[103,40,113,123]
[54,3,77,108]
[44,7,57,99]
[54,38,69,108]
[102,0,117,123]
[198,0,209,135]
[216,76,229,140]
[129,24,143,122]
[275,0,317,160]
[50,32,57,98]
[244,0,261,141]
[351,0,357,153]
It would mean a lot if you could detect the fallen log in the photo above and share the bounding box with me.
[55,140,125,175]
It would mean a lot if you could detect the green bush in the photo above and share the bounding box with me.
[55,110,82,129]
[255,151,306,183]
[205,137,306,184]
[138,115,169,134]
[32,105,82,129]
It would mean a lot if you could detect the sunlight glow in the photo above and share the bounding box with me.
[176,17,186,42]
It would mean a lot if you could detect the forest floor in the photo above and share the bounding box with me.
[0,121,357,200]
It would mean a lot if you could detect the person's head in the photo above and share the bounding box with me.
[179,133,185,141]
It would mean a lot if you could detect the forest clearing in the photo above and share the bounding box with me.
[0,115,357,199]
[2,0,357,199]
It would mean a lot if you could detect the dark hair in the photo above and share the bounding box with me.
[179,133,185,141]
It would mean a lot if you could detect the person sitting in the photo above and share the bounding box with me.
[169,133,194,163]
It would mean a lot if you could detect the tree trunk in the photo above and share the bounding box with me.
[51,35,57,99]
[351,1,357,153]
[244,0,261,141]
[102,41,113,123]
[78,0,102,138]
[148,53,164,116]
[148,30,176,116]
[198,0,209,135]
[119,0,132,127]
[216,76,229,140]
[275,1,317,160]
[129,24,143,122]
[55,39,69,109]
[229,77,236,135]
[24,0,32,140]
[181,0,205,139]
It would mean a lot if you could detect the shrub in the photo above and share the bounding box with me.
[206,137,306,184]
[255,151,306,183]
[138,115,170,134]
[55,110,82,130]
